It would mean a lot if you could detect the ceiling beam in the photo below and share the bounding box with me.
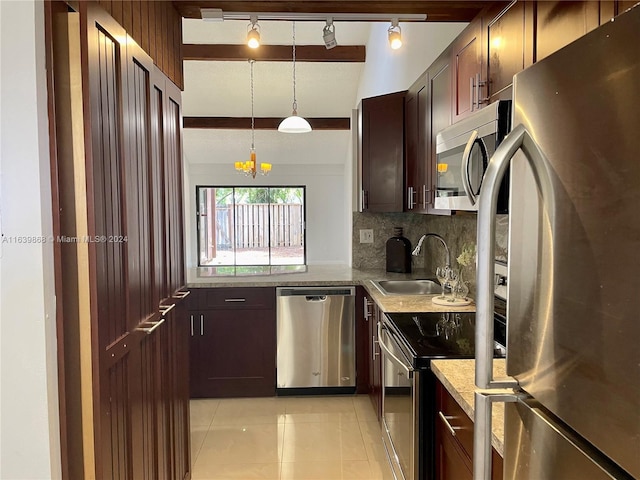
[183,44,366,62]
[172,1,491,22]
[184,116,351,130]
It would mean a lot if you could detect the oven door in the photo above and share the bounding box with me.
[378,321,418,480]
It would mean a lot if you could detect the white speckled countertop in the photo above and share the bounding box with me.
[430,359,507,456]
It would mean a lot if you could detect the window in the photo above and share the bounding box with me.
[196,186,306,275]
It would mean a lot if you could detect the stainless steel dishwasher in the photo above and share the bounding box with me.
[276,286,356,393]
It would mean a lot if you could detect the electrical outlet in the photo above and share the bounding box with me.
[359,229,374,244]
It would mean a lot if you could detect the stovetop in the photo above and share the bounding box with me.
[384,310,506,369]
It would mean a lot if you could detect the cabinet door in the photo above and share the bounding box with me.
[486,1,526,103]
[405,73,428,213]
[451,16,485,122]
[426,49,453,215]
[436,432,473,480]
[368,298,382,421]
[535,1,600,62]
[356,287,371,394]
[361,91,406,212]
[191,309,276,398]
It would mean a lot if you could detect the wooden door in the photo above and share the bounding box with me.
[426,49,453,215]
[486,1,526,103]
[451,16,484,122]
[361,91,406,212]
[535,1,600,61]
[367,298,382,421]
[83,6,136,477]
[405,73,428,213]
[355,287,371,394]
[82,5,189,478]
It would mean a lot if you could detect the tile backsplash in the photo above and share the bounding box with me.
[353,212,509,296]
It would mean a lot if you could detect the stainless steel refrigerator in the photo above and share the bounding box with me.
[473,5,640,479]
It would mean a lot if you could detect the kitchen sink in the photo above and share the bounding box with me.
[371,279,442,296]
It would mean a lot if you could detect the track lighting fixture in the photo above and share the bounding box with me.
[246,16,260,49]
[323,18,337,50]
[388,19,403,50]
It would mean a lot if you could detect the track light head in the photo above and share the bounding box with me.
[323,19,337,50]
[388,19,402,50]
[247,16,260,48]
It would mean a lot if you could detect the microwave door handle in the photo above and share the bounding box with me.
[461,130,479,205]
[475,123,556,390]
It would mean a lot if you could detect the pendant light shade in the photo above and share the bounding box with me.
[278,22,312,134]
[278,110,312,133]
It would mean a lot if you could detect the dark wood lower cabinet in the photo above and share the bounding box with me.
[366,294,382,421]
[190,287,277,398]
[435,379,503,480]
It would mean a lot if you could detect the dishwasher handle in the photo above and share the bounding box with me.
[277,287,356,297]
[305,296,327,302]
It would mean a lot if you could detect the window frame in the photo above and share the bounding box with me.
[195,185,307,274]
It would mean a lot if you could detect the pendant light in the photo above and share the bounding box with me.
[235,60,272,177]
[278,22,312,133]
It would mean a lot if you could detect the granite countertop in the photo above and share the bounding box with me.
[186,265,476,313]
[430,359,507,456]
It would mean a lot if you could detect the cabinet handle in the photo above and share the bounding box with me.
[173,290,191,299]
[363,298,372,321]
[137,317,166,335]
[200,314,204,336]
[224,298,246,302]
[438,411,462,437]
[422,185,427,209]
[407,186,416,209]
[362,190,369,210]
[372,334,379,360]
[190,315,194,336]
[475,73,487,109]
[470,76,476,112]
[159,303,175,316]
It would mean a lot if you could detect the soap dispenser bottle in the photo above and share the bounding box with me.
[386,227,412,273]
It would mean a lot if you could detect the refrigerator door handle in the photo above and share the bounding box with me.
[475,123,555,390]
[473,391,525,480]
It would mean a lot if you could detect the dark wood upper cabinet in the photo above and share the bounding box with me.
[486,1,527,103]
[426,49,454,215]
[360,91,406,213]
[534,1,600,62]
[405,73,429,213]
[451,16,485,122]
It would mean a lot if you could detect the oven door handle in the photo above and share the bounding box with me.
[377,322,413,376]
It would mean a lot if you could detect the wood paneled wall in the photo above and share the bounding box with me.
[97,0,183,89]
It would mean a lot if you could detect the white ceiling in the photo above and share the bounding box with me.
[182,19,369,166]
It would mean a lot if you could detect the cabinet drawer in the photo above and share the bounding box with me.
[436,381,475,460]
[202,287,275,310]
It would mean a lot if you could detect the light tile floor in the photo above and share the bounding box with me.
[190,395,395,480]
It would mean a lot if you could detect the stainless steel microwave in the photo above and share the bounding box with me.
[435,100,511,212]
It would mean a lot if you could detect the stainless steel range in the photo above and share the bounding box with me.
[379,301,506,480]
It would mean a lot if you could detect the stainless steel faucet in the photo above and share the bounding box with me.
[412,233,451,267]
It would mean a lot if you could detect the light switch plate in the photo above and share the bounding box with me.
[359,229,374,244]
